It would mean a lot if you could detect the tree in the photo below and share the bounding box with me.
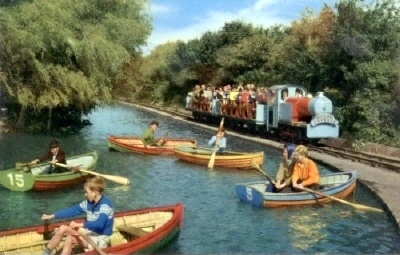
[329,0,400,144]
[0,0,151,130]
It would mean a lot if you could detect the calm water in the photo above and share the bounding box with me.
[0,103,399,254]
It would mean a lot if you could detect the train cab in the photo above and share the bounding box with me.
[255,84,307,130]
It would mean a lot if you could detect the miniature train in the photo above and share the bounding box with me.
[185,84,339,141]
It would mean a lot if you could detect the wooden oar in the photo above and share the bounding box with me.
[43,219,52,240]
[300,186,384,213]
[56,163,130,185]
[77,228,107,255]
[0,240,50,252]
[160,131,169,146]
[208,118,224,169]
[15,162,34,170]
[251,160,275,184]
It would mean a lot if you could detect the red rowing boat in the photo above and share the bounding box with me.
[107,135,197,155]
[0,203,184,254]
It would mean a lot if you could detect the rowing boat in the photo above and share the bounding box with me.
[107,135,197,155]
[173,145,264,169]
[0,203,184,255]
[0,151,98,192]
[235,171,356,207]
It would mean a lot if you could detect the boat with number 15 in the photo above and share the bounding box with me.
[0,151,98,192]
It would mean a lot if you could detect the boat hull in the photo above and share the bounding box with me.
[108,135,197,155]
[0,203,184,255]
[0,151,97,192]
[235,171,357,208]
[173,145,264,169]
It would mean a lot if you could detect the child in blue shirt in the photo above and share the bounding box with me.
[41,176,114,255]
[208,128,227,153]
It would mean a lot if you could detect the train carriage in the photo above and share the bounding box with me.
[186,84,339,141]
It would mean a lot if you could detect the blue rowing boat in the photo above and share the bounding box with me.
[235,171,357,208]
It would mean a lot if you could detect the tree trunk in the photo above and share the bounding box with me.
[16,106,26,129]
[47,107,52,131]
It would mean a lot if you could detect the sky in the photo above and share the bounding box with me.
[143,0,337,55]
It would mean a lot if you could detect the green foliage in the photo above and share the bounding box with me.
[325,0,400,145]
[0,0,151,130]
[13,0,393,146]
[131,0,400,147]
[215,32,271,85]
[340,90,400,146]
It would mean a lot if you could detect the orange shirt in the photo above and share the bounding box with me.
[291,158,320,186]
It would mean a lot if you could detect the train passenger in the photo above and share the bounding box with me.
[295,88,303,97]
[190,85,201,109]
[220,85,230,115]
[215,86,224,114]
[201,85,212,112]
[238,87,249,118]
[257,87,268,104]
[247,88,257,119]
[268,91,276,105]
[281,89,288,101]
[291,145,320,191]
[228,86,239,116]
[271,143,296,192]
[208,127,227,153]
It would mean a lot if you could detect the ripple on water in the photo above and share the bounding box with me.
[0,103,398,254]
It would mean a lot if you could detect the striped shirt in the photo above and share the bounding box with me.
[54,195,114,236]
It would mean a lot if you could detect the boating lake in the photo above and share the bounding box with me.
[0,102,399,254]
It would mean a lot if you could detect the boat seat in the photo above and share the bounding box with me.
[320,184,336,189]
[110,228,128,246]
[116,225,152,239]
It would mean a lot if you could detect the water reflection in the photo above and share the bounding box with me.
[288,212,328,251]
[0,103,399,254]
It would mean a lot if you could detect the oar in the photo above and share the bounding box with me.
[208,118,224,169]
[43,219,52,240]
[0,240,51,252]
[300,186,384,213]
[15,162,34,170]
[77,228,107,255]
[251,160,275,184]
[56,163,130,185]
[160,131,169,146]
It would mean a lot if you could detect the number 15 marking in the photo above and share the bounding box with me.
[7,173,25,187]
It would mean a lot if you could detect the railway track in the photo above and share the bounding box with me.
[136,103,400,173]
[308,145,400,173]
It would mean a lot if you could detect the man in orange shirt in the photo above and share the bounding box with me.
[291,145,320,190]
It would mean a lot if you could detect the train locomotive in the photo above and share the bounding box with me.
[186,84,339,141]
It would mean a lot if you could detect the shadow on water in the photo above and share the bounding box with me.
[0,102,399,254]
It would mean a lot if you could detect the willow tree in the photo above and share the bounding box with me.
[0,0,151,130]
